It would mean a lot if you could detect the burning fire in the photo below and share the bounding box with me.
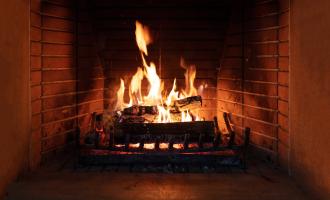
[115,21,203,123]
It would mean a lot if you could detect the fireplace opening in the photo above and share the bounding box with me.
[29,0,288,169]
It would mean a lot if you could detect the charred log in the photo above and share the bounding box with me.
[119,116,145,123]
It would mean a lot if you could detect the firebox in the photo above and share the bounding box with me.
[76,19,251,168]
[29,0,289,171]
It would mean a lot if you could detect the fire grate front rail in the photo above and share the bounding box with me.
[77,112,250,170]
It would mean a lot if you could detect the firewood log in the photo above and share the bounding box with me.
[171,95,202,112]
[123,105,158,115]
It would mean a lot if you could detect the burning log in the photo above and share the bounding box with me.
[123,105,158,115]
[115,96,202,123]
[122,96,202,116]
[171,95,202,112]
[119,105,158,123]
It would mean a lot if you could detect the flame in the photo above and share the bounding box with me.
[157,106,172,123]
[143,61,163,105]
[114,21,202,123]
[180,58,197,97]
[115,79,127,111]
[129,67,144,105]
[135,21,152,56]
[165,79,180,106]
[181,110,193,122]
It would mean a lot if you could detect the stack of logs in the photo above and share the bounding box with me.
[117,96,202,123]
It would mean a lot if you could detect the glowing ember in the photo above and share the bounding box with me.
[173,143,184,149]
[115,143,185,150]
[143,143,155,150]
[159,143,169,149]
[129,143,140,148]
[114,20,203,123]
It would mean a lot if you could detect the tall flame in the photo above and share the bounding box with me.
[143,61,163,105]
[115,79,126,111]
[114,21,201,123]
[128,67,144,106]
[135,21,152,56]
[165,79,179,106]
[180,58,197,97]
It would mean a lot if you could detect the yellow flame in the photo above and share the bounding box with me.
[115,79,126,111]
[114,21,202,123]
[157,106,172,123]
[165,79,179,106]
[135,21,152,56]
[129,67,144,105]
[181,110,193,122]
[143,61,163,105]
[180,58,197,97]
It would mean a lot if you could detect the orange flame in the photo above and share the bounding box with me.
[115,79,127,111]
[114,21,201,123]
[129,67,144,106]
[181,110,193,122]
[135,21,152,56]
[180,58,197,97]
[165,79,180,106]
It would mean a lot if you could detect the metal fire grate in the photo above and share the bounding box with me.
[77,112,250,170]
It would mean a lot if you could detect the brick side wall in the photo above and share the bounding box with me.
[218,0,290,170]
[36,0,77,163]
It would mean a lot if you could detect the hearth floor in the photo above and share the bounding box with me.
[5,158,311,200]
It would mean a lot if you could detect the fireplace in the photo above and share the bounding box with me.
[2,0,330,199]
[29,0,290,169]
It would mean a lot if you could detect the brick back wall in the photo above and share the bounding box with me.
[88,0,233,120]
[217,0,290,169]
